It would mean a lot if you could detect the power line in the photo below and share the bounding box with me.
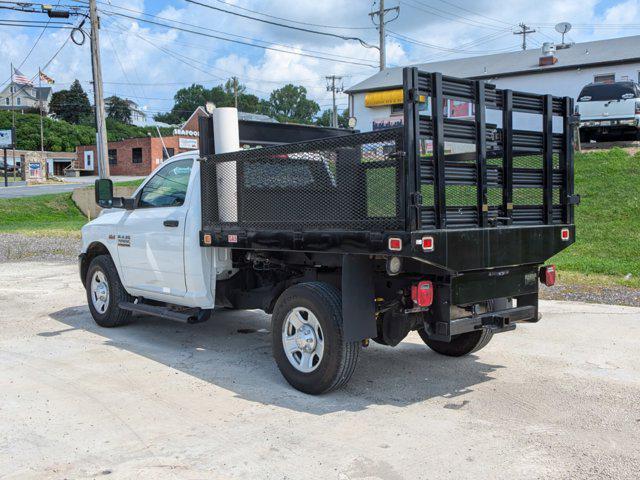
[73,0,379,64]
[399,0,507,31]
[433,0,513,27]
[185,0,379,49]
[388,29,515,54]
[207,0,375,30]
[100,9,379,68]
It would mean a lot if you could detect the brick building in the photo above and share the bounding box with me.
[75,107,205,176]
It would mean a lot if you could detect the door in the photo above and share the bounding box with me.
[84,150,94,170]
[117,158,194,298]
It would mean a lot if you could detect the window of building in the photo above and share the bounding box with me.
[108,149,118,165]
[390,104,403,116]
[139,159,194,208]
[4,98,8,106]
[16,97,21,106]
[163,147,175,160]
[594,73,615,84]
[132,147,143,164]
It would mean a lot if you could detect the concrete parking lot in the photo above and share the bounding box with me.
[1,261,639,480]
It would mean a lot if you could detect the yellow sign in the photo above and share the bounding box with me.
[365,89,404,107]
[364,89,426,107]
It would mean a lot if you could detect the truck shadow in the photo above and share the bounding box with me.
[48,305,505,415]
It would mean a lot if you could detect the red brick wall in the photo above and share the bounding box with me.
[76,135,199,176]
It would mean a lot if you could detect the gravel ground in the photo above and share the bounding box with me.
[1,261,639,480]
[0,233,81,263]
[1,232,639,307]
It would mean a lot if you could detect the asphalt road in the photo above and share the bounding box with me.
[0,183,80,198]
[0,176,143,198]
[1,261,639,479]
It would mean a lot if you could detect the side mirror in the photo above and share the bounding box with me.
[95,179,114,208]
[95,179,135,210]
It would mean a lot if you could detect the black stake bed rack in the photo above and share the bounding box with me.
[198,68,577,272]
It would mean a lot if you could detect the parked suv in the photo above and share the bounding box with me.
[576,81,640,142]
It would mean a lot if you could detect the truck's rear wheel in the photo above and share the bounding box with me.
[271,282,360,394]
[418,298,509,357]
[418,328,493,357]
[86,255,133,328]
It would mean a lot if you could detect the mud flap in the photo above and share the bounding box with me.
[341,254,376,342]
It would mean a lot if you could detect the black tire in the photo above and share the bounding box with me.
[85,255,133,328]
[418,298,510,357]
[271,282,360,395]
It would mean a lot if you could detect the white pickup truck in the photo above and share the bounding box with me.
[80,70,578,395]
[577,80,640,142]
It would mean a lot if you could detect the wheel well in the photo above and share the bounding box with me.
[81,242,111,286]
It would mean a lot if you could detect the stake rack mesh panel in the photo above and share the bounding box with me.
[200,129,405,232]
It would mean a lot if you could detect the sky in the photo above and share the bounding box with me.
[1,0,639,120]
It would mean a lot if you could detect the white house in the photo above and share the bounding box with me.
[347,35,640,133]
[0,83,52,112]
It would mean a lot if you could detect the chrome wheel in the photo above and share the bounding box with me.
[281,307,325,373]
[90,270,110,314]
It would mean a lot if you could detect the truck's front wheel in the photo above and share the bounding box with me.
[86,255,133,328]
[271,283,360,394]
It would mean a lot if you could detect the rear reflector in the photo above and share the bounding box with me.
[203,234,212,245]
[560,228,570,241]
[388,237,402,251]
[411,280,434,307]
[421,236,434,252]
[540,265,556,287]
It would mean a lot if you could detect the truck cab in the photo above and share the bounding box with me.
[80,68,577,395]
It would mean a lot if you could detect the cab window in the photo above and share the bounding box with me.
[138,158,193,208]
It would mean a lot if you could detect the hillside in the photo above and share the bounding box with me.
[0,111,173,152]
[552,148,640,283]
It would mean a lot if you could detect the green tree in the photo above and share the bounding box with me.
[154,79,269,123]
[267,84,319,124]
[49,79,92,124]
[105,96,132,124]
[315,108,350,128]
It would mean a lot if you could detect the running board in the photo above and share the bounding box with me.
[119,302,205,324]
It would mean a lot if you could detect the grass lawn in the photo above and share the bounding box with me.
[0,192,86,237]
[551,148,640,286]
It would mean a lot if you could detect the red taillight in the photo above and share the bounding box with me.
[388,237,402,251]
[635,101,640,115]
[421,236,434,252]
[540,265,556,287]
[411,280,434,307]
[560,228,570,241]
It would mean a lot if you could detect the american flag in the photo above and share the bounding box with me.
[13,68,33,86]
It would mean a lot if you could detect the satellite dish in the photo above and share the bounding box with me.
[555,22,572,34]
[555,22,572,44]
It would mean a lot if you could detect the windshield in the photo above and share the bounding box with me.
[578,83,638,102]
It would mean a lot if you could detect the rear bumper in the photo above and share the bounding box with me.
[447,305,537,337]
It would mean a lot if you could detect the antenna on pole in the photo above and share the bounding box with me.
[513,22,536,51]
[369,0,399,71]
[555,22,572,46]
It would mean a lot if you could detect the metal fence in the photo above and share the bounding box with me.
[200,129,405,233]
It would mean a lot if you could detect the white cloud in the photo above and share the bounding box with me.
[2,0,640,115]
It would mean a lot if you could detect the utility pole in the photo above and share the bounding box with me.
[232,76,239,109]
[89,0,109,178]
[514,23,536,51]
[326,76,343,128]
[369,0,399,71]
[10,63,17,181]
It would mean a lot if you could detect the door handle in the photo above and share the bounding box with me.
[163,219,179,227]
